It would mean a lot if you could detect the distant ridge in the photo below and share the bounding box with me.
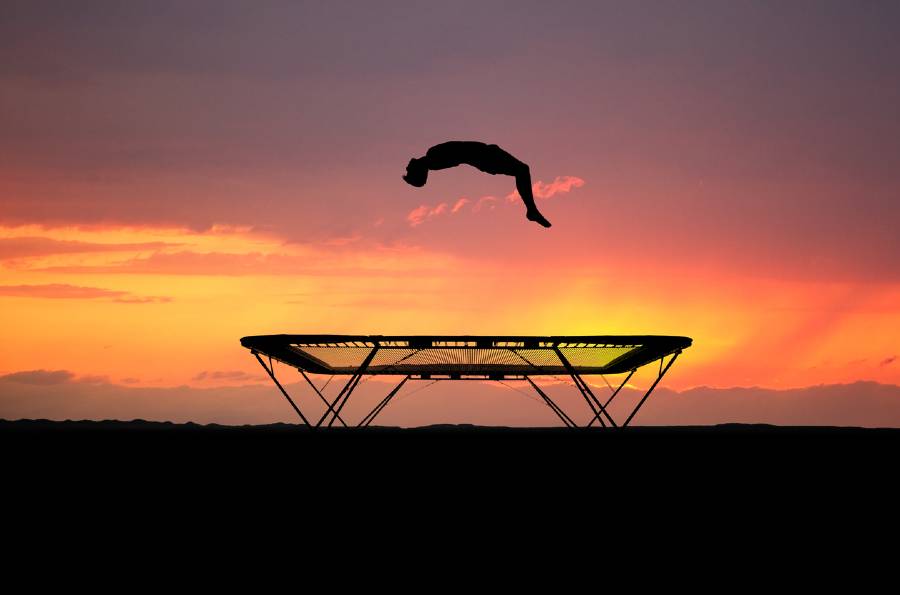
[3,374,900,428]
[3,418,900,434]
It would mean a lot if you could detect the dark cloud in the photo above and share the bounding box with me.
[0,283,171,302]
[111,296,172,304]
[0,370,74,385]
[0,370,108,386]
[881,356,897,367]
[0,284,126,299]
[76,375,110,385]
[192,370,263,382]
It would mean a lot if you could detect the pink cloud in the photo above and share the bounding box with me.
[473,196,498,212]
[34,248,450,277]
[452,198,470,213]
[404,176,583,225]
[506,175,586,202]
[534,175,585,199]
[406,205,430,227]
[0,237,178,261]
[406,202,451,227]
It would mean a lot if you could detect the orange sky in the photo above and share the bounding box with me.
[1,217,898,395]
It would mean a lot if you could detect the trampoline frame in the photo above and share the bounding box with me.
[241,334,691,428]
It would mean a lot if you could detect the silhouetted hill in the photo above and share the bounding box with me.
[5,418,898,466]
[5,418,900,436]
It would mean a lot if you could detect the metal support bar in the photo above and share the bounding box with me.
[253,352,311,426]
[623,351,681,427]
[317,347,379,428]
[327,372,364,428]
[554,347,617,427]
[570,372,608,428]
[358,375,410,427]
[587,368,636,428]
[525,376,577,428]
[299,369,347,427]
[315,372,360,427]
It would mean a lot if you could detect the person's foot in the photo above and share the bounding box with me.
[527,210,552,228]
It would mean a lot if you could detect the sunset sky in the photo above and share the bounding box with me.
[2,1,899,425]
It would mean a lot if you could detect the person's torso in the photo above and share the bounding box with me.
[426,141,500,168]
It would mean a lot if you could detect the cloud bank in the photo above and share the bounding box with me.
[0,284,171,303]
[2,369,900,428]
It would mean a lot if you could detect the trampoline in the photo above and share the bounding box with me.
[240,334,692,428]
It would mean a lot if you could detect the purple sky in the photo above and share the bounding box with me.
[2,1,899,282]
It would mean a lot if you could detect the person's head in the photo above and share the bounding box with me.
[403,157,428,187]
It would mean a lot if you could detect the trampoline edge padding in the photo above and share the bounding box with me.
[240,334,691,377]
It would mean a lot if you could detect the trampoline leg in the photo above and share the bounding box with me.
[623,351,681,427]
[525,376,577,428]
[587,369,636,428]
[358,375,409,427]
[316,373,357,428]
[317,371,360,428]
[300,370,347,427]
[571,372,608,428]
[254,352,311,427]
[554,348,617,427]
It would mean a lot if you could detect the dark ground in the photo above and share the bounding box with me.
[4,419,898,546]
[5,419,899,481]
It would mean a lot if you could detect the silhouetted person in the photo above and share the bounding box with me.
[403,141,552,228]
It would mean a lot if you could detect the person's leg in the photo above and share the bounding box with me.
[514,164,551,228]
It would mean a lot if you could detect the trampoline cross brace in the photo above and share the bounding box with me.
[299,369,347,427]
[587,368,636,428]
[358,375,410,427]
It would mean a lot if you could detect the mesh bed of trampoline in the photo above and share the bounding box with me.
[241,334,692,428]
